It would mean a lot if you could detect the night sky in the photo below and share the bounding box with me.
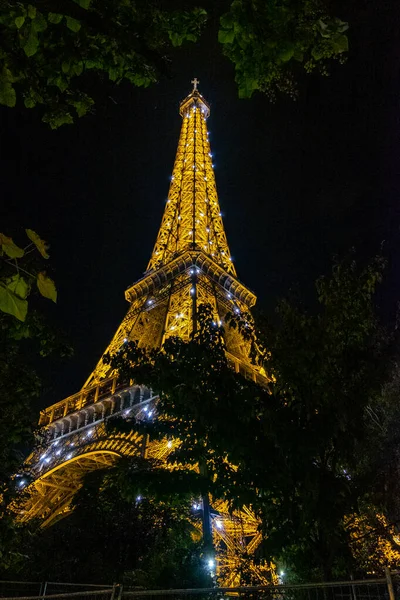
[1,0,400,409]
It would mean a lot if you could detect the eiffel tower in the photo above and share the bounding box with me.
[21,82,273,586]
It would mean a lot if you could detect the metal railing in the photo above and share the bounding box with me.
[1,577,398,600]
[0,582,115,600]
[120,579,395,600]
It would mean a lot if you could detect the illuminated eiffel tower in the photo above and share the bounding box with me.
[21,81,273,586]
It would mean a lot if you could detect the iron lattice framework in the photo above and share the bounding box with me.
[20,83,274,586]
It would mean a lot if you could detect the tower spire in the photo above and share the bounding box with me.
[147,84,235,275]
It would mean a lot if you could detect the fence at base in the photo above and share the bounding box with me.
[0,576,397,600]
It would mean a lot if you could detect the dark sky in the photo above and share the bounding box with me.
[1,0,400,409]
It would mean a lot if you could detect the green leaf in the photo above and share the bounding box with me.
[42,110,74,129]
[48,13,63,24]
[23,29,39,57]
[238,78,258,99]
[279,45,294,62]
[218,28,235,44]
[52,75,68,92]
[332,34,348,54]
[37,272,57,303]
[0,284,28,321]
[27,5,36,19]
[32,12,47,32]
[0,233,24,258]
[70,95,94,117]
[24,96,36,108]
[0,81,16,107]
[6,274,30,299]
[62,61,70,74]
[66,16,81,32]
[25,229,50,259]
[15,16,25,29]
[73,0,91,7]
[311,46,324,61]
[169,32,183,47]
[293,49,304,62]
[72,62,83,76]
[108,67,119,82]
[220,13,233,29]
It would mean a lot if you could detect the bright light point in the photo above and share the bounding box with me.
[280,571,285,577]
[44,457,51,464]
[148,411,153,417]
[227,293,231,299]
[124,409,131,416]
[87,429,93,437]
[192,502,200,510]
[207,559,215,568]
[136,495,141,502]
[144,406,149,412]
[18,479,26,488]
[66,453,73,460]
[123,338,128,343]
[215,520,223,529]
[55,449,61,456]
[190,287,195,295]
[196,269,200,274]
[167,440,172,448]
[53,440,59,446]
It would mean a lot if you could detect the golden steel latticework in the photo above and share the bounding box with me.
[20,83,274,586]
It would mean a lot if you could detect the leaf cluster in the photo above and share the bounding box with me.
[7,463,211,587]
[0,229,56,321]
[218,0,348,100]
[0,0,207,127]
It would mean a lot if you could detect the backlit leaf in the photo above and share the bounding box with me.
[0,284,28,321]
[24,96,36,108]
[25,229,49,258]
[73,0,91,8]
[15,16,25,29]
[48,13,63,24]
[0,81,16,107]
[0,233,24,258]
[66,16,81,32]
[23,29,39,57]
[6,274,30,299]
[37,272,57,302]
[27,5,36,19]
[218,29,235,44]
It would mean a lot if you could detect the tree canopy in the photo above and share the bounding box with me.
[8,461,211,587]
[0,0,348,126]
[104,253,400,582]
